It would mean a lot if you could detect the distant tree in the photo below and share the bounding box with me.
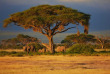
[3,5,90,53]
[17,34,39,45]
[1,34,39,47]
[61,34,95,47]
[96,35,110,49]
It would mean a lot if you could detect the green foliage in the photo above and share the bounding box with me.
[0,34,39,49]
[66,44,95,54]
[17,34,30,38]
[0,51,9,56]
[3,5,90,34]
[16,34,39,45]
[3,5,91,53]
[10,52,25,57]
[62,34,95,43]
[87,44,110,49]
[0,51,25,57]
[104,43,110,49]
[61,39,72,48]
[0,50,110,56]
[61,34,96,48]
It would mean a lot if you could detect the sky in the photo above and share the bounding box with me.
[0,0,110,43]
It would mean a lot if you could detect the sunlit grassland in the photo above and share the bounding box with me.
[0,49,23,52]
[94,49,110,52]
[0,56,110,74]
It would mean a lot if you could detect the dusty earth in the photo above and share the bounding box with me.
[0,55,110,74]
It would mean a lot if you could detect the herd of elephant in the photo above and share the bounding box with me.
[23,45,36,53]
[23,45,66,53]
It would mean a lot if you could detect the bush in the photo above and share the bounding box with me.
[66,44,95,54]
[10,52,25,57]
[0,51,25,57]
[10,51,17,54]
[0,51,9,56]
[104,43,110,49]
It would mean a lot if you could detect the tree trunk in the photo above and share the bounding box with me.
[101,43,104,49]
[48,36,55,53]
[84,25,88,34]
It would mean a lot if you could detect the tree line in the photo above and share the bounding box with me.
[0,34,39,49]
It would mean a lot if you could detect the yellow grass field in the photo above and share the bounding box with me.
[0,49,23,52]
[0,55,110,74]
[0,48,110,52]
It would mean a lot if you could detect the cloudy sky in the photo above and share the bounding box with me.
[0,0,110,42]
[0,0,110,32]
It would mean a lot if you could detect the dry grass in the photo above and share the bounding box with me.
[0,49,23,52]
[0,48,110,52]
[0,55,110,74]
[94,49,110,52]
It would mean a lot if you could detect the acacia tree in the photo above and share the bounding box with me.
[96,35,110,49]
[61,34,95,47]
[1,34,39,46]
[3,5,90,53]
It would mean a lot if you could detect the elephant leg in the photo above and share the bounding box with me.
[44,48,46,53]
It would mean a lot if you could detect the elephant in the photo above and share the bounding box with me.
[23,45,36,54]
[41,43,51,52]
[38,48,46,53]
[23,46,27,52]
[26,46,30,54]
[55,46,66,52]
[30,45,36,52]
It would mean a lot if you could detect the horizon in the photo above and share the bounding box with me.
[0,30,110,43]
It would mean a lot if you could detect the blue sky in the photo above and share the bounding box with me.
[0,0,110,42]
[0,0,110,32]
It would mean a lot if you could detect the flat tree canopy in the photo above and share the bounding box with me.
[61,34,95,45]
[3,5,90,53]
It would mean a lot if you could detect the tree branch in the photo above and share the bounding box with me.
[53,27,76,35]
[52,22,61,31]
[64,23,69,26]
[51,22,70,35]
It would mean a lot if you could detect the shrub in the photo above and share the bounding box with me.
[10,51,17,54]
[66,44,95,54]
[10,52,25,57]
[0,51,25,57]
[0,51,9,56]
[104,43,110,49]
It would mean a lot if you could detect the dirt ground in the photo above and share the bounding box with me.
[0,55,110,74]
